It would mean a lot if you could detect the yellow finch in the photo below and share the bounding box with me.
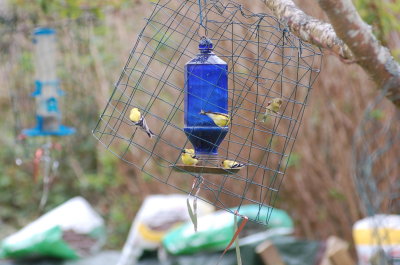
[200,110,230,127]
[261,98,283,122]
[129,108,155,138]
[184,148,195,155]
[181,149,199,166]
[222,160,245,169]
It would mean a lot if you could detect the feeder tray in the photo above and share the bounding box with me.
[171,164,241,175]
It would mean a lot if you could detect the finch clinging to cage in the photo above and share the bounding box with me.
[200,110,230,127]
[129,108,154,138]
[181,149,199,166]
[260,98,283,122]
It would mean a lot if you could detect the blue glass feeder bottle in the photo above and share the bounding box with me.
[22,28,75,137]
[184,38,228,156]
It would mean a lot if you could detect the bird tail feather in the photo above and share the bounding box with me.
[232,163,245,168]
[141,118,155,138]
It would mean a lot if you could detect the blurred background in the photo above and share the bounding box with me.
[0,0,399,257]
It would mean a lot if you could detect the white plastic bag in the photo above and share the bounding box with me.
[117,194,214,265]
[353,214,400,265]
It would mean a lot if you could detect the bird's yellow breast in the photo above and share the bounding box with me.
[222,160,234,169]
[270,103,281,113]
[129,108,141,123]
[207,113,230,127]
[181,153,198,165]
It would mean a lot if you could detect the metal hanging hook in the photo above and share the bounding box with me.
[197,0,208,37]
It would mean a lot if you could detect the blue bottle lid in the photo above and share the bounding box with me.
[33,27,56,36]
[199,37,213,53]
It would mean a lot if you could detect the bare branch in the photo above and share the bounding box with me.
[319,0,400,107]
[260,0,354,60]
[260,0,400,108]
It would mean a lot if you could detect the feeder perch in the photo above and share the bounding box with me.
[23,28,75,137]
[172,164,240,175]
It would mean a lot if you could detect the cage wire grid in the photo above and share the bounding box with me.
[93,0,322,225]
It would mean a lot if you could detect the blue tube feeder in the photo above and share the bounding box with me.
[22,28,75,137]
[184,37,228,158]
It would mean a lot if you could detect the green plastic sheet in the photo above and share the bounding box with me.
[163,205,293,255]
[0,226,78,260]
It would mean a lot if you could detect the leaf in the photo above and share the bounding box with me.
[285,152,301,168]
[369,109,385,120]
[328,188,346,201]
[234,214,242,265]
[186,197,197,232]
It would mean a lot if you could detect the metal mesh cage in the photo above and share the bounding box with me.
[353,86,400,215]
[93,0,322,225]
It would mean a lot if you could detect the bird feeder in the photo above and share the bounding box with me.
[184,37,228,158]
[92,0,323,225]
[23,28,75,137]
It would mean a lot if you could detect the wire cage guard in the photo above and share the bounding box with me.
[93,0,322,225]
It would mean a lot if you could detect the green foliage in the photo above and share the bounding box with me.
[1,1,143,249]
[142,172,153,182]
[18,52,34,73]
[368,108,385,120]
[153,30,173,51]
[107,193,139,247]
[11,0,131,21]
[354,0,400,53]
[83,152,121,192]
[317,207,328,221]
[0,138,75,225]
[284,152,301,169]
[328,188,346,201]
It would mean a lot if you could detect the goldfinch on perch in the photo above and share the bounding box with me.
[200,110,230,127]
[181,149,199,166]
[260,98,283,122]
[129,107,155,138]
[222,160,245,169]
